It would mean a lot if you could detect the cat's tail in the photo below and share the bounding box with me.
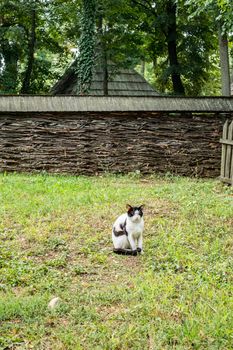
[113,248,138,256]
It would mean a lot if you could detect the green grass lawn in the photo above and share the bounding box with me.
[0,173,232,350]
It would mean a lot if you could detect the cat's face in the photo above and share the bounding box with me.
[126,204,144,223]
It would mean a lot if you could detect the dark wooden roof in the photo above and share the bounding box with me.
[1,96,233,113]
[51,61,158,96]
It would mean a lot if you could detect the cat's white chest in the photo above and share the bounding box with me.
[127,219,144,236]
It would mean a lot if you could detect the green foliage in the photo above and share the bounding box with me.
[0,173,232,349]
[76,0,96,94]
[186,0,233,33]
[127,0,224,95]
[0,0,81,94]
[178,7,221,95]
[96,0,142,68]
[0,0,232,95]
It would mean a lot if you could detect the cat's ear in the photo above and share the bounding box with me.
[126,204,133,210]
[139,204,145,210]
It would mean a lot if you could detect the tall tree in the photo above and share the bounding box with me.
[0,0,22,93]
[21,5,36,94]
[128,0,224,95]
[218,28,230,96]
[75,0,96,95]
[130,0,186,94]
[165,0,185,94]
[1,0,231,96]
[95,0,142,95]
[0,0,82,94]
[186,0,233,96]
[96,13,108,95]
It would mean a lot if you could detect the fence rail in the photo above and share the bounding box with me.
[220,120,233,185]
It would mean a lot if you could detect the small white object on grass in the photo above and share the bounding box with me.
[48,297,61,310]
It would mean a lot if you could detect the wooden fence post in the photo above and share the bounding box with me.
[220,119,233,185]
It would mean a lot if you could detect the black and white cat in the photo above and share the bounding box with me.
[112,204,144,255]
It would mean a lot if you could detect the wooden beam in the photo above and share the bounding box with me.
[0,96,233,113]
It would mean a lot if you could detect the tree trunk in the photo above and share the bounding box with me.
[218,28,230,96]
[76,0,96,95]
[166,1,185,95]
[103,50,108,96]
[141,60,145,77]
[21,9,36,94]
[97,14,108,96]
[1,42,19,93]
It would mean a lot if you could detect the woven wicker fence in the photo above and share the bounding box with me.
[0,110,229,177]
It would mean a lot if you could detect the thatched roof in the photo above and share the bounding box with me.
[51,61,158,96]
[1,96,233,113]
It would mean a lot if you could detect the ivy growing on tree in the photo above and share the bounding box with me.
[0,0,232,96]
[76,0,96,95]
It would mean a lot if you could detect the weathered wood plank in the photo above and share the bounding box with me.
[220,139,233,146]
[220,119,233,185]
[220,120,229,179]
[225,121,233,179]
[219,176,232,184]
[229,121,233,185]
[0,96,233,113]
